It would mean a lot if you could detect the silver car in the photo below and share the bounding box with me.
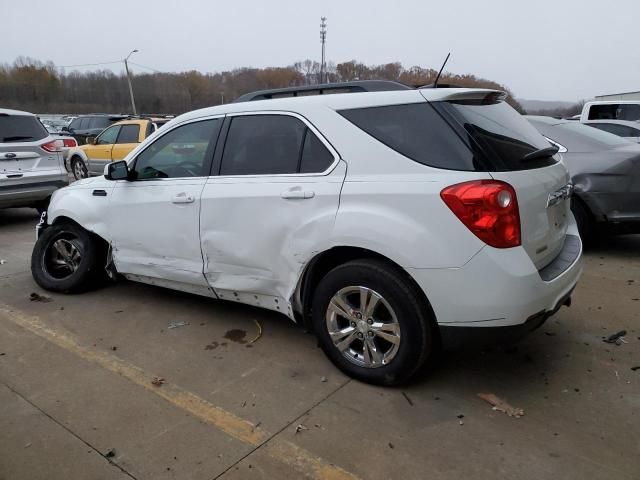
[582,119,640,143]
[0,108,68,212]
[528,116,640,240]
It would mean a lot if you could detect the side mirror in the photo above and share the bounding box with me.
[105,161,129,181]
[86,136,97,145]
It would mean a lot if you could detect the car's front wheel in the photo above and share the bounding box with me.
[31,222,105,293]
[312,259,433,385]
[71,157,88,180]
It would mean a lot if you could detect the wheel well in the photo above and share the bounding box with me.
[298,246,438,336]
[51,216,110,251]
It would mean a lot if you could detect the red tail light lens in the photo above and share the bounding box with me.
[440,180,521,248]
[41,140,60,152]
[62,138,77,148]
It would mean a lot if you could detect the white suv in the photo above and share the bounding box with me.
[31,84,583,385]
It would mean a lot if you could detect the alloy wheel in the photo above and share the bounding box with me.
[325,286,401,368]
[43,236,82,279]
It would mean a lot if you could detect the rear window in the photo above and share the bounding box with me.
[437,99,558,171]
[588,103,640,121]
[0,114,48,143]
[339,103,479,171]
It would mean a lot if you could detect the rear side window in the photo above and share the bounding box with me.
[221,115,306,175]
[300,130,334,173]
[117,124,140,143]
[90,117,112,129]
[339,103,478,171]
[69,118,82,130]
[0,114,48,143]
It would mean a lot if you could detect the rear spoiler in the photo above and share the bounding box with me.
[420,88,507,104]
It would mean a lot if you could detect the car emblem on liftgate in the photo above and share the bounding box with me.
[547,183,574,208]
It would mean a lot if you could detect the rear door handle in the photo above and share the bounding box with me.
[171,193,195,204]
[281,189,315,199]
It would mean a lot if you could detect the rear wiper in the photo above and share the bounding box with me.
[521,146,559,162]
[2,135,34,142]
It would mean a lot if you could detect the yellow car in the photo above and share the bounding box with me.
[68,118,169,179]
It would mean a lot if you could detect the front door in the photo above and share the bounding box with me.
[86,125,120,175]
[200,113,345,314]
[108,117,222,293]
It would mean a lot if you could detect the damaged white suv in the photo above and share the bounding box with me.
[31,82,583,385]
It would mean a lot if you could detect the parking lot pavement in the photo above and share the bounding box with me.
[0,208,638,480]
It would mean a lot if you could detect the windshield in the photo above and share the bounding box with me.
[0,114,49,143]
[436,100,558,171]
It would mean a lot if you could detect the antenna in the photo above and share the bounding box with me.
[433,52,451,88]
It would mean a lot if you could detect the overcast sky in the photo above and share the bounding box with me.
[3,0,638,101]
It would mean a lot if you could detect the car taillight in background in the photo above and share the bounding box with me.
[54,138,78,149]
[440,180,521,248]
[41,140,61,152]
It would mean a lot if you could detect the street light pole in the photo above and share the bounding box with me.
[124,49,139,115]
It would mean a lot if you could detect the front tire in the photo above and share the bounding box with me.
[71,156,88,180]
[312,259,433,385]
[31,222,104,293]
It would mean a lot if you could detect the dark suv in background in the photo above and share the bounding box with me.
[63,114,128,145]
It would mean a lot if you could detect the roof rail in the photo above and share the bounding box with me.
[233,80,411,103]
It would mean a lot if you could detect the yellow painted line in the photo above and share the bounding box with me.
[0,305,360,480]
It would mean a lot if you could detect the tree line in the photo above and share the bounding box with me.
[0,56,524,114]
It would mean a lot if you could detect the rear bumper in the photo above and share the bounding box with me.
[0,174,68,208]
[408,220,583,347]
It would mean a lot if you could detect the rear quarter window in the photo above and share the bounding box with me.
[338,103,479,171]
[0,114,48,143]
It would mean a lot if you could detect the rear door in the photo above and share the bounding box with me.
[87,125,120,175]
[430,96,572,269]
[111,123,142,161]
[200,113,345,310]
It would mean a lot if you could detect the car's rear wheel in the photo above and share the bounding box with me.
[312,259,433,385]
[31,222,104,292]
[71,157,88,180]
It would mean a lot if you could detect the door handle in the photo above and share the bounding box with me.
[281,189,315,199]
[171,193,195,204]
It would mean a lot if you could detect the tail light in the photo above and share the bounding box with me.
[62,138,77,148]
[440,180,521,248]
[41,140,61,152]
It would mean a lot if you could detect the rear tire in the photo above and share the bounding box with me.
[31,222,105,293]
[71,156,88,180]
[311,259,433,385]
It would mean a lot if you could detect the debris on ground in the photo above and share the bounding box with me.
[252,421,262,432]
[0,259,6,265]
[603,330,627,345]
[168,321,189,329]
[631,366,640,371]
[401,391,414,406]
[24,442,31,448]
[320,376,327,383]
[29,292,52,303]
[248,319,263,344]
[477,393,524,418]
[151,376,166,386]
[111,346,117,351]
[295,424,308,434]
[388,442,394,449]
[105,448,116,458]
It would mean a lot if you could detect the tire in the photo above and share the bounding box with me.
[71,156,88,180]
[311,259,433,386]
[571,197,593,243]
[31,222,105,293]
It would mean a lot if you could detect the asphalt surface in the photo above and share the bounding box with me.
[0,207,638,480]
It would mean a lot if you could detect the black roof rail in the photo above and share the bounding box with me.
[234,80,411,103]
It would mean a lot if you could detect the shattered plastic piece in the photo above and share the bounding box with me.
[0,259,6,265]
[320,376,327,383]
[105,448,116,458]
[603,330,627,345]
[168,321,189,329]
[151,376,166,386]
[477,393,524,418]
[248,319,263,344]
[295,424,308,434]
[29,292,52,303]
